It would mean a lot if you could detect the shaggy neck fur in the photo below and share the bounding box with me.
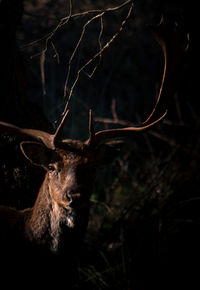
[25,175,77,252]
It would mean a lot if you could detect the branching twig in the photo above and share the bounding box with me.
[63,11,105,100]
[62,1,134,115]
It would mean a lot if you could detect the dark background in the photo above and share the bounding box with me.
[0,0,199,289]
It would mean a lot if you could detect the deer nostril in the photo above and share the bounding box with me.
[66,194,73,205]
[66,192,83,207]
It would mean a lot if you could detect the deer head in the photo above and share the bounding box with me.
[0,109,167,213]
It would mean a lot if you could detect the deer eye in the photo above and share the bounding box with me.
[48,164,56,171]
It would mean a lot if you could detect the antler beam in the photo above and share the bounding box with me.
[0,110,70,149]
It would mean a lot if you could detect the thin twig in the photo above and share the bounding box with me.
[40,51,46,95]
[85,15,104,78]
[51,40,60,64]
[111,99,118,121]
[95,117,133,126]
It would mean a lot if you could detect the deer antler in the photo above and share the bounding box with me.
[86,17,186,147]
[53,110,70,147]
[0,110,70,149]
[0,18,185,150]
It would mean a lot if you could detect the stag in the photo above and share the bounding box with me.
[0,19,184,286]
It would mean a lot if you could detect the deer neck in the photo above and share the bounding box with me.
[25,175,52,244]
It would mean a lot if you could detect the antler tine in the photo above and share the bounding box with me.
[53,110,70,147]
[87,110,95,146]
[87,17,185,147]
[142,16,184,125]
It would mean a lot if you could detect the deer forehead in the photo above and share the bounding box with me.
[55,148,93,168]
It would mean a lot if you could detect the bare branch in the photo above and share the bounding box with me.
[21,1,134,116]
[40,51,46,96]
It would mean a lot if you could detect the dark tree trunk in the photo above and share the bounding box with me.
[0,0,26,123]
[0,0,53,208]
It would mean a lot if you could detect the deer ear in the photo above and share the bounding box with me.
[95,141,123,166]
[20,141,50,170]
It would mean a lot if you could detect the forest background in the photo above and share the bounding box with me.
[0,0,198,289]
